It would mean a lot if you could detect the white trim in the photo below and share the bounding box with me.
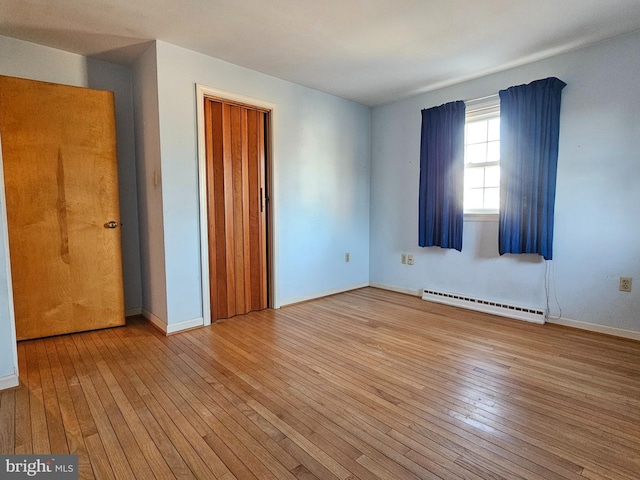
[0,134,19,388]
[465,94,500,121]
[369,282,422,297]
[547,316,640,342]
[280,282,369,307]
[0,374,19,390]
[195,84,279,326]
[141,309,203,335]
[464,212,499,222]
[166,317,204,334]
[125,307,143,317]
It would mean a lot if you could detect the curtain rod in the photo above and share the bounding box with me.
[464,93,499,104]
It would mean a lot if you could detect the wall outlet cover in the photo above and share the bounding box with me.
[620,277,632,292]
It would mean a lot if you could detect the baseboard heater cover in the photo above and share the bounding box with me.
[422,289,546,324]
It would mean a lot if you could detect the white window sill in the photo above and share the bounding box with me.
[464,212,498,222]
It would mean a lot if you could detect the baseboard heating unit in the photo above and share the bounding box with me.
[422,289,547,324]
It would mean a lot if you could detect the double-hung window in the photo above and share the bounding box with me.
[464,96,500,215]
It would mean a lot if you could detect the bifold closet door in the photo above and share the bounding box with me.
[0,75,125,340]
[204,99,267,321]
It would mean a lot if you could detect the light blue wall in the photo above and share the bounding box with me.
[371,31,640,331]
[0,163,17,382]
[132,43,168,323]
[153,41,371,323]
[87,58,143,312]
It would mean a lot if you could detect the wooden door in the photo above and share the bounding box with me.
[204,99,268,320]
[0,75,125,340]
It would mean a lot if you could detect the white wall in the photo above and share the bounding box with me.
[0,35,144,387]
[371,31,640,332]
[153,41,371,325]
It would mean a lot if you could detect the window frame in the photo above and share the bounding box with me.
[464,95,500,219]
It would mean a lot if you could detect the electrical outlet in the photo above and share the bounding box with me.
[345,252,350,263]
[401,253,407,264]
[620,277,632,292]
[407,255,414,265]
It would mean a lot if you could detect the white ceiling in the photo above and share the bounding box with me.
[2,0,640,106]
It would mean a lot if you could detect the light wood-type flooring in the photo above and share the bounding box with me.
[1,287,639,479]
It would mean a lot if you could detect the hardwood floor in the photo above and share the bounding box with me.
[1,287,639,479]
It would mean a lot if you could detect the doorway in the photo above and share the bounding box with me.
[196,86,276,324]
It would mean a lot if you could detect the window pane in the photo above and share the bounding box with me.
[487,141,500,163]
[463,110,500,213]
[464,167,484,189]
[487,117,500,141]
[465,188,484,210]
[465,144,487,164]
[484,187,500,210]
[466,120,487,144]
[485,165,500,187]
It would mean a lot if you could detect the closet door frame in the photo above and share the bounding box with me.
[196,85,278,326]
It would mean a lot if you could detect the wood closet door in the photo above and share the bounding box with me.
[204,99,267,320]
[0,75,125,340]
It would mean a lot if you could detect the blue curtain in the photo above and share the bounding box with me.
[418,101,465,251]
[498,77,566,260]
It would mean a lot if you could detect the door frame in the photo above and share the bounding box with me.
[195,84,279,326]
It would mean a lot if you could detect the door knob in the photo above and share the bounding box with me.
[104,221,119,229]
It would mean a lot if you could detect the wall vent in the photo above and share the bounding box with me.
[422,289,546,324]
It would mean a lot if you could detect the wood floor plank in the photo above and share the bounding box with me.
[268,298,635,477]
[202,322,475,480]
[71,334,151,479]
[179,328,401,480]
[80,332,177,480]
[0,388,15,454]
[43,340,79,443]
[58,335,135,479]
[35,340,68,454]
[90,331,195,479]
[83,432,116,480]
[113,333,276,480]
[214,309,579,479]
[50,337,97,479]
[6,287,640,479]
[105,326,231,479]
[127,332,301,480]
[24,341,49,454]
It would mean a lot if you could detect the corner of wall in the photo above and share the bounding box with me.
[132,41,169,325]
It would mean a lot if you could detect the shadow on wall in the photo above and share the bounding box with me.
[86,55,145,311]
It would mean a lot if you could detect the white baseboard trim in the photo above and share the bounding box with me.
[369,282,422,297]
[166,317,204,335]
[280,282,370,307]
[0,374,19,390]
[547,316,640,342]
[141,309,204,335]
[125,307,143,317]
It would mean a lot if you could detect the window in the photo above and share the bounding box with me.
[464,96,500,214]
